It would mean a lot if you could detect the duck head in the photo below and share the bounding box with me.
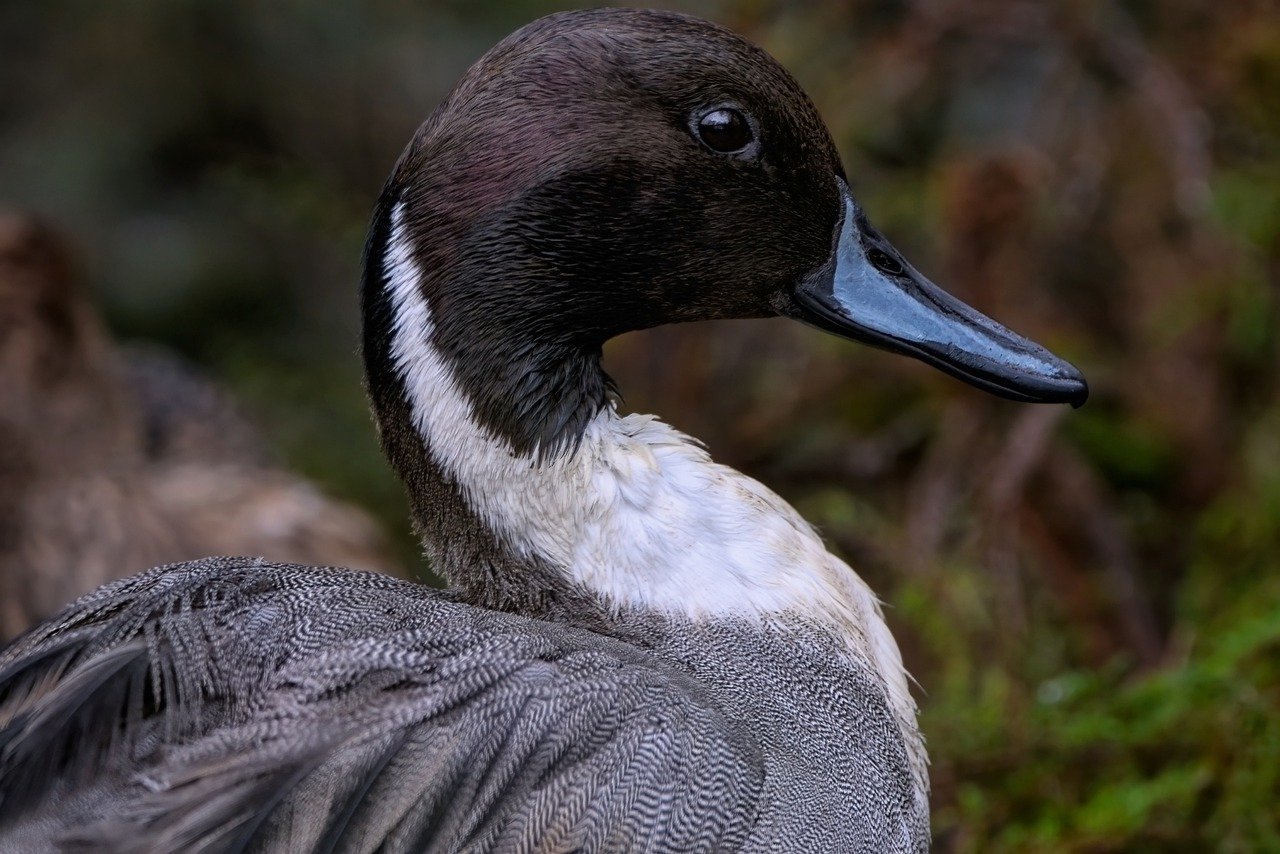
[363,8,1086,465]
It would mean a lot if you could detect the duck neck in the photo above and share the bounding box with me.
[363,189,606,616]
[363,188,864,626]
[362,190,926,789]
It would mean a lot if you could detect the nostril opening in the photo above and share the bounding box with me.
[866,247,903,277]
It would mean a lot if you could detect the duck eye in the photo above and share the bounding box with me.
[867,246,904,276]
[695,108,754,154]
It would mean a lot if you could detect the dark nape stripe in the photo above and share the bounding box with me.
[359,178,405,425]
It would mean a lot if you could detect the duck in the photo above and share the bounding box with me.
[0,213,400,641]
[0,9,1086,852]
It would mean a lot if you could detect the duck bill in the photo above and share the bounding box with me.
[790,185,1088,406]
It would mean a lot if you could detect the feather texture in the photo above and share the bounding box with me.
[0,560,774,852]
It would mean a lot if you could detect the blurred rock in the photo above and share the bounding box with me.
[0,213,400,640]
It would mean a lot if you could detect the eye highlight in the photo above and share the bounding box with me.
[693,107,754,154]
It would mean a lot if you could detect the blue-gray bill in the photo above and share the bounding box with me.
[791,183,1089,407]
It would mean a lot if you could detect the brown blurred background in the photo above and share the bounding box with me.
[2,0,1277,849]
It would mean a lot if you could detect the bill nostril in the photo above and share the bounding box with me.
[866,246,903,276]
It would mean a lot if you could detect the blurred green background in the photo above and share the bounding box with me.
[2,0,1277,849]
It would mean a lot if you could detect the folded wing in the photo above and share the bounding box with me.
[0,559,762,853]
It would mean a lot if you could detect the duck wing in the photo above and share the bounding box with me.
[0,559,762,853]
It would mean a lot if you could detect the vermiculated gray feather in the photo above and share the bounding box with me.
[0,558,925,852]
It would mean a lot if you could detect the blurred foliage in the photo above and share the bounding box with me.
[1,0,1277,848]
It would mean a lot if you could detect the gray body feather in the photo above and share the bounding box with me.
[0,559,926,852]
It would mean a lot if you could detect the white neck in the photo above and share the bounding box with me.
[382,201,926,789]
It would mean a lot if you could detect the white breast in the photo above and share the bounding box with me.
[383,201,926,791]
